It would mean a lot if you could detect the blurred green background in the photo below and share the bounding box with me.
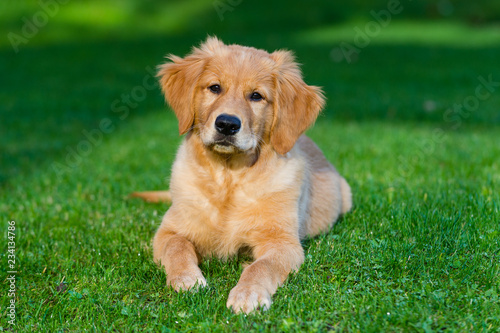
[1,0,500,183]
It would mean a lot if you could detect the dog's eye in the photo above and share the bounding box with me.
[250,92,263,101]
[208,84,221,94]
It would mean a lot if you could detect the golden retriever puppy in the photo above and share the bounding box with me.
[135,37,352,313]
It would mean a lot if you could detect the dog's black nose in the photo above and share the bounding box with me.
[215,114,241,136]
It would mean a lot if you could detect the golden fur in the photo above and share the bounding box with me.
[133,37,352,313]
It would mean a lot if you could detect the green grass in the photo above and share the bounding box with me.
[1,1,500,332]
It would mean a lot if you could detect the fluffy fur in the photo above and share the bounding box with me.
[133,37,352,313]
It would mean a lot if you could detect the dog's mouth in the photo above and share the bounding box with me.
[202,131,257,155]
[209,138,241,154]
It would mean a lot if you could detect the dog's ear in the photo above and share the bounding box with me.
[270,50,325,155]
[157,51,207,135]
[158,37,225,135]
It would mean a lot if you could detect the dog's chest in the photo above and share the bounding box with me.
[170,144,305,257]
[195,169,259,225]
[175,169,268,256]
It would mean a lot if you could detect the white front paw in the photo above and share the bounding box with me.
[226,284,272,314]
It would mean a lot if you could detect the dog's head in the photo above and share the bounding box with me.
[158,37,325,155]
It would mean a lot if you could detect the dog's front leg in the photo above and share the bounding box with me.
[227,239,304,313]
[153,209,207,291]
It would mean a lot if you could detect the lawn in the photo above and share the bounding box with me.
[1,1,500,332]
